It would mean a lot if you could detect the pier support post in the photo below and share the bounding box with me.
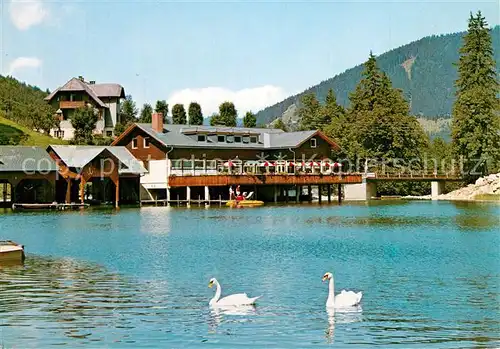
[166,187,171,206]
[204,186,210,206]
[296,185,300,203]
[274,185,278,203]
[115,179,120,208]
[307,185,312,202]
[431,181,445,200]
[65,179,71,204]
[79,179,85,204]
[337,184,342,203]
[344,182,377,201]
[327,185,332,203]
[318,185,322,204]
[186,186,191,206]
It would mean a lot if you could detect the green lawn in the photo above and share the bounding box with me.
[0,116,68,146]
[474,193,500,201]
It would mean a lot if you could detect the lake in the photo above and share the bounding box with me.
[0,201,499,348]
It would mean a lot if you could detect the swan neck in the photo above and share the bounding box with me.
[327,277,335,305]
[214,280,221,302]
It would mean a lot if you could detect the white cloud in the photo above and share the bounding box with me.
[8,57,42,75]
[9,0,49,30]
[167,85,288,116]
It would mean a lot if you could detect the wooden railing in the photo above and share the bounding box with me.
[59,101,86,109]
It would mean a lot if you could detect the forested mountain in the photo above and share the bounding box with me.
[256,26,500,125]
[0,75,55,134]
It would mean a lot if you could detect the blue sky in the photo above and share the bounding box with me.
[1,0,499,116]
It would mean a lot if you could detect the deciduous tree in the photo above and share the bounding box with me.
[243,111,257,128]
[188,102,203,125]
[72,106,98,144]
[155,100,169,123]
[172,104,187,124]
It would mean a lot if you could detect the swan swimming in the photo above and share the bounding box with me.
[322,272,362,308]
[208,278,261,307]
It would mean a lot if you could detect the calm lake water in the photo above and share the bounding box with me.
[0,201,499,348]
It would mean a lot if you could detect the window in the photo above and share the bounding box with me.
[54,130,64,139]
[132,138,138,149]
[217,135,226,143]
[234,136,242,143]
[143,137,150,148]
[106,131,113,137]
[310,138,317,148]
[226,135,234,143]
[243,136,250,144]
[250,136,258,144]
[197,134,206,142]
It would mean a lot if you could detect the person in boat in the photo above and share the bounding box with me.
[229,186,234,200]
[235,185,244,201]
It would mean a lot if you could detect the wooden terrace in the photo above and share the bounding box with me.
[168,173,363,187]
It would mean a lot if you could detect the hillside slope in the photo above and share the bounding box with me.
[256,26,500,125]
[0,116,67,146]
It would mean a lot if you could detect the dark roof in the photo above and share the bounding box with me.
[45,78,125,107]
[0,146,57,172]
[115,123,334,150]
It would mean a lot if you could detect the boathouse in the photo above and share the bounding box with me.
[0,146,58,206]
[111,113,360,204]
[47,145,146,207]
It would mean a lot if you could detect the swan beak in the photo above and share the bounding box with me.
[208,282,213,288]
[322,276,327,282]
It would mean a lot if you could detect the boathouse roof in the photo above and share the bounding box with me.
[47,145,147,175]
[0,146,57,172]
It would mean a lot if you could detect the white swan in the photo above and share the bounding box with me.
[322,272,362,308]
[208,278,261,307]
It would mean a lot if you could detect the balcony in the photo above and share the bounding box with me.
[59,101,86,109]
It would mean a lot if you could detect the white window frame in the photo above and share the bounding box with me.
[132,137,138,149]
[310,138,317,148]
[143,137,150,148]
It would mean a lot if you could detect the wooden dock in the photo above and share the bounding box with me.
[12,203,90,211]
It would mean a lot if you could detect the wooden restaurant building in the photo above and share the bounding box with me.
[112,113,361,204]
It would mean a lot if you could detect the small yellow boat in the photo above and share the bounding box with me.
[226,200,264,207]
[0,240,25,263]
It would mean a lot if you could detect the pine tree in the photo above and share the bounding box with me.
[451,11,500,178]
[155,100,169,123]
[139,103,153,123]
[218,102,237,127]
[346,53,428,163]
[118,95,138,124]
[243,111,257,128]
[273,118,288,132]
[209,113,222,126]
[298,93,321,130]
[188,102,203,125]
[172,104,187,124]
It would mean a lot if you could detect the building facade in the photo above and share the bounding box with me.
[44,77,125,140]
[111,113,345,202]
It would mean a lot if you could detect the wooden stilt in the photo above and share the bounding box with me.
[115,178,120,208]
[318,185,322,204]
[327,185,332,203]
[308,185,312,202]
[296,185,300,203]
[79,179,85,204]
[338,183,342,204]
[65,179,71,203]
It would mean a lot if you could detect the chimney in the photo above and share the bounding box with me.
[152,112,163,133]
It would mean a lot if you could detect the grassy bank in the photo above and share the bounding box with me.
[473,193,500,201]
[0,116,67,146]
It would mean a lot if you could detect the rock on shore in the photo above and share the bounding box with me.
[437,173,500,201]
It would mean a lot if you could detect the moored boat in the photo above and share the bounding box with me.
[226,200,264,207]
[0,240,25,263]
